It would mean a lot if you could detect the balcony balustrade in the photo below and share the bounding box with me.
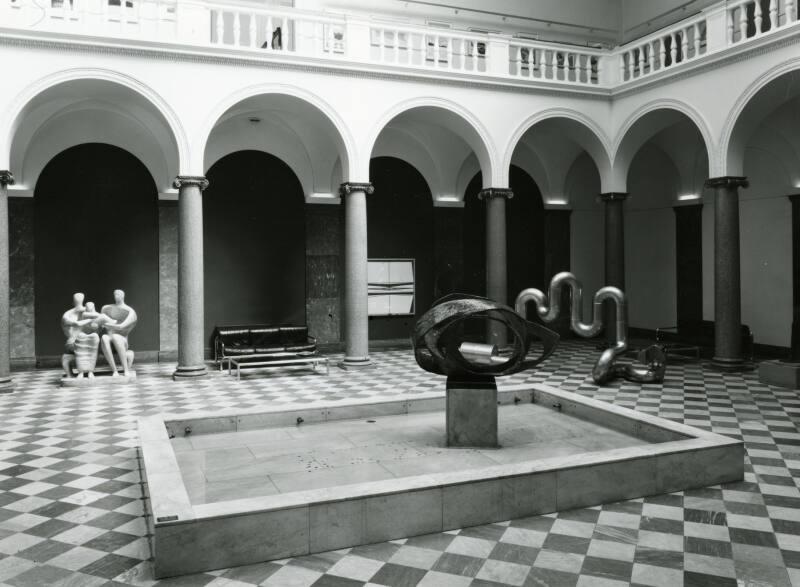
[1,0,798,89]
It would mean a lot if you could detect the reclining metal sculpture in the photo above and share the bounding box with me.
[515,272,666,385]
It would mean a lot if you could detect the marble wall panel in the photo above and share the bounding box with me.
[9,199,34,360]
[159,202,178,355]
[305,205,342,344]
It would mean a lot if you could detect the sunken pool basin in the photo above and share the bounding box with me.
[139,383,743,578]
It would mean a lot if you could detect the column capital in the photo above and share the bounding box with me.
[339,182,374,196]
[173,176,209,191]
[478,188,513,200]
[704,176,748,189]
[599,192,628,202]
[0,171,14,187]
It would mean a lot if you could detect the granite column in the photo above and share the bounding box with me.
[0,172,12,392]
[340,182,374,368]
[480,188,513,347]
[705,176,748,370]
[601,192,627,345]
[173,176,209,380]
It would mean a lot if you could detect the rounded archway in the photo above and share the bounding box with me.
[368,101,497,198]
[615,108,710,333]
[203,150,306,345]
[367,156,434,341]
[34,143,160,357]
[6,74,183,194]
[722,68,800,350]
[202,89,354,198]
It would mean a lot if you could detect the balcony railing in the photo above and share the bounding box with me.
[1,0,799,89]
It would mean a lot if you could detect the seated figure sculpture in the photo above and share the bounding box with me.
[100,289,137,377]
[61,293,101,379]
[61,289,137,382]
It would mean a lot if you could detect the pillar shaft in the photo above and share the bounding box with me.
[706,176,748,369]
[173,176,208,379]
[601,192,627,344]
[0,172,12,391]
[340,182,373,368]
[480,188,513,347]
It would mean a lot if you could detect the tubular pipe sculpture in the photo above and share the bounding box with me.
[515,272,666,385]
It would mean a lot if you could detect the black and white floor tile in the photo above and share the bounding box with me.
[0,341,798,586]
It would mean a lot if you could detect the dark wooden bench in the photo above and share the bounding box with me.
[213,325,317,369]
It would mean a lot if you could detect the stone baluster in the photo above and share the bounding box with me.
[693,22,701,57]
[769,0,777,29]
[739,4,748,40]
[233,11,241,45]
[754,0,763,33]
[215,9,224,44]
[173,176,209,380]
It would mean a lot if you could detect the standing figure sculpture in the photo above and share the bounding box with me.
[100,289,138,377]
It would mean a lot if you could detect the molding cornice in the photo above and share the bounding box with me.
[173,176,209,191]
[478,188,514,200]
[600,192,628,202]
[0,171,14,187]
[339,182,374,196]
[704,176,749,189]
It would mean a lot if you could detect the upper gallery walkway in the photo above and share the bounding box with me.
[1,0,799,94]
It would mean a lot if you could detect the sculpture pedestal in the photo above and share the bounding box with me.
[758,361,800,390]
[446,375,498,448]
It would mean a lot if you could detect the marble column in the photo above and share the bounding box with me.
[0,172,13,392]
[339,182,374,369]
[173,176,209,380]
[601,192,627,345]
[705,176,748,370]
[479,188,513,346]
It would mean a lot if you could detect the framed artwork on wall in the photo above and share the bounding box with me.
[368,259,415,316]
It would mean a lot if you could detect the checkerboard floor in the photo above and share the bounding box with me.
[0,340,799,586]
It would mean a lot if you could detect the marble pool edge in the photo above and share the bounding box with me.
[138,383,744,578]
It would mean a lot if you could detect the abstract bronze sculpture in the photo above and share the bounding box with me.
[412,294,559,448]
[412,293,559,378]
[515,272,666,385]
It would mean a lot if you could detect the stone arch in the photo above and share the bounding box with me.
[1,68,187,188]
[503,108,613,196]
[365,97,498,190]
[198,84,356,187]
[611,99,714,192]
[721,59,800,177]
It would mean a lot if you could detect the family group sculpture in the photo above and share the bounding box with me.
[61,289,138,382]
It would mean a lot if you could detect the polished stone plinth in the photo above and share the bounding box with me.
[446,375,498,448]
[759,360,800,390]
[140,384,743,578]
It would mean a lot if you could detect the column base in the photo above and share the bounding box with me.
[758,360,800,390]
[338,357,374,370]
[707,357,756,372]
[0,376,13,394]
[172,365,208,380]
